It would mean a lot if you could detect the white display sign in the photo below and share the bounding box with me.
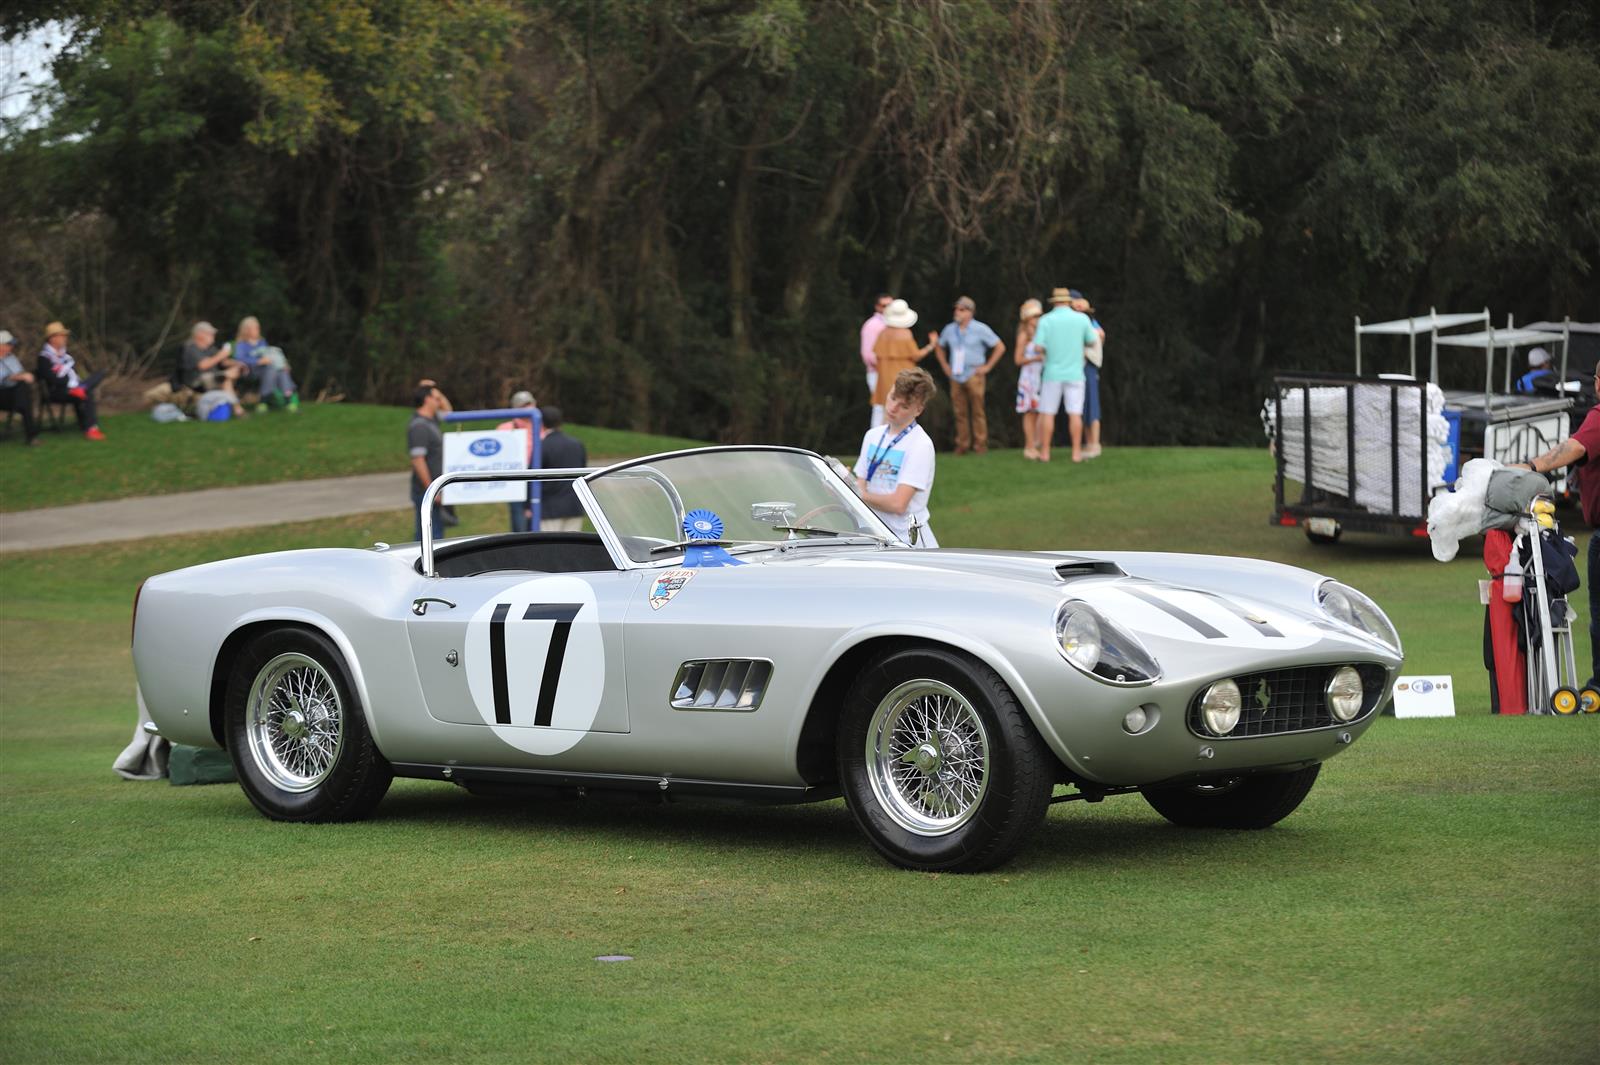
[442,430,530,504]
[1391,675,1456,718]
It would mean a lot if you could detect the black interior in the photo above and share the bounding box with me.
[422,532,617,576]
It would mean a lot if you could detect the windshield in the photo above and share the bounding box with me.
[583,448,895,564]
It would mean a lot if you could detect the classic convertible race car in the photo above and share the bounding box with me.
[132,446,1404,871]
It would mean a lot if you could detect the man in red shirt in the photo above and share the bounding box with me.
[1517,362,1600,685]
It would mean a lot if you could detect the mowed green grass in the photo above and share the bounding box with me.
[2,442,1598,1063]
[0,403,703,512]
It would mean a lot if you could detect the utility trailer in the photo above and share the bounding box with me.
[1269,313,1579,544]
[1269,373,1440,543]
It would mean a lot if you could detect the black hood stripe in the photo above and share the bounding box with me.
[1196,591,1284,637]
[1126,587,1226,639]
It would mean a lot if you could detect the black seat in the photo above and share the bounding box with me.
[425,531,616,577]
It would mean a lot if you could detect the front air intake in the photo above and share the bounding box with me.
[670,659,774,712]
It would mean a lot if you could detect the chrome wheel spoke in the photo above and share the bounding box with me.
[245,653,345,793]
[865,679,990,836]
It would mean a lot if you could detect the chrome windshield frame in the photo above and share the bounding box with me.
[578,445,897,570]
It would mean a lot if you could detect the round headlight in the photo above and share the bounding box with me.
[1059,607,1102,671]
[1200,679,1242,736]
[1326,665,1364,722]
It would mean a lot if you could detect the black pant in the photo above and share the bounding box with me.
[47,369,104,431]
[0,381,39,441]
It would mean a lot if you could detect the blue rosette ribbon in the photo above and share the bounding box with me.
[681,508,744,568]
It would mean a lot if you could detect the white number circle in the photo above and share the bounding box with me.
[463,576,604,755]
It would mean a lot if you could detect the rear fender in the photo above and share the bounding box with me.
[213,607,380,747]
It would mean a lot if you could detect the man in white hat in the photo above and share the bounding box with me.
[0,330,41,445]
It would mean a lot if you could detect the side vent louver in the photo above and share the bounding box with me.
[671,659,773,712]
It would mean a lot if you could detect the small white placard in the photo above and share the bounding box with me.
[1392,675,1456,718]
[442,430,530,504]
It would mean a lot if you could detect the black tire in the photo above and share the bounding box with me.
[225,627,392,821]
[1141,764,1320,829]
[836,647,1055,872]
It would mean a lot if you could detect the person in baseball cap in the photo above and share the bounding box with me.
[497,389,540,531]
[0,329,42,445]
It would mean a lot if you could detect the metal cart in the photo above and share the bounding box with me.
[1507,501,1594,715]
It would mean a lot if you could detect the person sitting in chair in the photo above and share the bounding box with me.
[37,321,106,440]
[0,330,42,446]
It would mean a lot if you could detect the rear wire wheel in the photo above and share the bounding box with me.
[225,627,392,821]
[837,647,1054,872]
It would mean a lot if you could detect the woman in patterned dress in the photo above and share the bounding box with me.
[1013,298,1045,460]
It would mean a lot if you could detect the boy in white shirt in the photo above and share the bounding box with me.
[854,367,939,547]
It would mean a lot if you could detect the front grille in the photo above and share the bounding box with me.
[1189,664,1386,738]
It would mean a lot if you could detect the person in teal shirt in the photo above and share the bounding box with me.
[1030,287,1097,462]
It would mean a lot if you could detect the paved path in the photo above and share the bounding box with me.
[0,472,412,553]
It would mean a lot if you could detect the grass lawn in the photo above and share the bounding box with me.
[2,440,1597,1062]
[0,403,704,512]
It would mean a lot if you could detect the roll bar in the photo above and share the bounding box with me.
[418,468,597,578]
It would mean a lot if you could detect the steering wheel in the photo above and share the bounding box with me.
[794,501,854,529]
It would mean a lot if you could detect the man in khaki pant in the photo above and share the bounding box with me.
[933,296,1006,454]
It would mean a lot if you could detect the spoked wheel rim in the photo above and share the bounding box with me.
[245,652,345,792]
[865,679,990,836]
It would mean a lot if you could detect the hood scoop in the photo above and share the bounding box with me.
[1055,558,1126,580]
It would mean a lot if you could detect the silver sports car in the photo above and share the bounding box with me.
[132,446,1404,871]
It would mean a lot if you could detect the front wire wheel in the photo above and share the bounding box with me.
[839,648,1053,872]
[866,679,991,836]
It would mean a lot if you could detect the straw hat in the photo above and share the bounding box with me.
[1048,288,1073,305]
[882,298,918,329]
[1019,298,1042,321]
[43,321,70,340]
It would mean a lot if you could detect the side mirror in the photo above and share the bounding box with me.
[908,517,922,546]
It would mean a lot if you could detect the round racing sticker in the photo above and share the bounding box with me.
[463,576,604,756]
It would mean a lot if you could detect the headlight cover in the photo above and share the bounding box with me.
[1054,601,1161,685]
[1318,581,1401,652]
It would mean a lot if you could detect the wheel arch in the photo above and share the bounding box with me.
[208,609,374,748]
[793,629,1067,786]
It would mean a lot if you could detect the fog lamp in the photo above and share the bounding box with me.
[1200,679,1242,736]
[1122,707,1148,734]
[1325,665,1364,722]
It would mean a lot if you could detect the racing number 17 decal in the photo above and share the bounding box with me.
[488,603,583,726]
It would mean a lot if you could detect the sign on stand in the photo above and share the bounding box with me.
[442,430,530,504]
[1391,675,1456,718]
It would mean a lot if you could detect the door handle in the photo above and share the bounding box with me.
[412,596,457,616]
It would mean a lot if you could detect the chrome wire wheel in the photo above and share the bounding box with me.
[245,652,345,793]
[865,679,991,836]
